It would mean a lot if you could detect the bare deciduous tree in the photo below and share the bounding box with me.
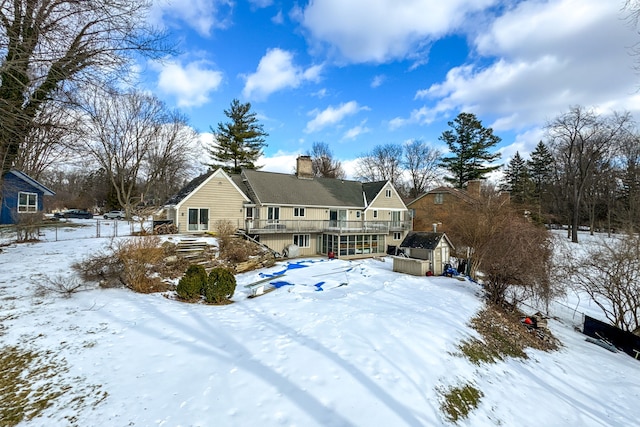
[447,187,557,308]
[306,142,346,179]
[569,233,640,332]
[546,106,631,243]
[354,143,403,185]
[79,90,197,215]
[0,0,168,207]
[402,139,441,199]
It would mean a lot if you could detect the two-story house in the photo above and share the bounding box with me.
[163,156,412,259]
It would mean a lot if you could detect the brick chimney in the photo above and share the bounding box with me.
[466,180,481,198]
[296,155,313,179]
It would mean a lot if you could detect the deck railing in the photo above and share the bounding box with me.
[245,219,412,234]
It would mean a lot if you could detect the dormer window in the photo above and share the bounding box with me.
[385,189,392,198]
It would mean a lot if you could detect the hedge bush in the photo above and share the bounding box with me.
[176,264,207,300]
[204,267,236,304]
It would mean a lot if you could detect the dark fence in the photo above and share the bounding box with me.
[583,315,640,360]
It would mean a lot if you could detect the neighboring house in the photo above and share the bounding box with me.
[0,170,55,225]
[406,181,482,233]
[397,231,455,276]
[164,156,412,259]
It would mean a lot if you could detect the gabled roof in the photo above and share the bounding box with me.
[166,168,403,210]
[164,171,213,205]
[399,231,455,251]
[5,170,55,196]
[164,169,250,207]
[407,186,477,207]
[241,169,369,207]
[362,181,387,205]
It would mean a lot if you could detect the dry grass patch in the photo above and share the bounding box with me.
[0,345,107,427]
[438,382,484,424]
[458,304,559,365]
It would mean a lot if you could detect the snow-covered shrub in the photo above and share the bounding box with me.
[176,265,207,301]
[203,267,236,304]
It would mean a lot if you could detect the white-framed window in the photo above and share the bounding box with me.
[356,211,361,219]
[434,193,444,204]
[188,208,209,231]
[293,234,310,248]
[294,207,305,217]
[268,206,280,222]
[373,210,378,218]
[393,232,402,240]
[385,189,392,198]
[245,207,254,219]
[18,192,37,213]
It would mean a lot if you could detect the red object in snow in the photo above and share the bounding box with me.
[524,317,533,325]
[328,251,335,259]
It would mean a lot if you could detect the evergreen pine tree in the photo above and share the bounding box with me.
[527,141,554,199]
[438,112,502,188]
[502,151,531,203]
[209,99,268,174]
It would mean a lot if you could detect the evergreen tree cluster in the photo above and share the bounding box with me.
[501,141,554,206]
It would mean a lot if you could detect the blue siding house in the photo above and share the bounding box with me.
[1,170,55,225]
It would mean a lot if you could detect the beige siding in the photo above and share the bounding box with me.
[176,174,246,233]
[393,257,430,276]
[263,206,329,221]
[260,233,319,257]
[369,183,406,209]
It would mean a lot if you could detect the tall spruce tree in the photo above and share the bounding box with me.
[527,141,554,199]
[502,151,531,203]
[439,112,502,188]
[209,99,268,174]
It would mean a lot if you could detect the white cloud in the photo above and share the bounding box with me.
[343,120,371,140]
[311,88,328,98]
[150,0,233,37]
[155,60,224,107]
[258,151,301,174]
[371,75,386,88]
[242,48,323,100]
[272,10,284,24]
[389,106,439,130]
[249,0,273,8]
[299,0,497,63]
[305,101,368,133]
[407,0,640,132]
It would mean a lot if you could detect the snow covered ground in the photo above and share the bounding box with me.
[0,222,639,426]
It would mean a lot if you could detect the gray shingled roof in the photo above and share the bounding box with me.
[164,171,214,205]
[399,231,444,250]
[165,169,391,208]
[241,169,367,207]
[362,181,387,205]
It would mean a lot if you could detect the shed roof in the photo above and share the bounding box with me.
[399,231,454,251]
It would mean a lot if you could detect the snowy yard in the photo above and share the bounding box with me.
[0,223,639,426]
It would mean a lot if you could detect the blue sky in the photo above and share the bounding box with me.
[141,0,640,176]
